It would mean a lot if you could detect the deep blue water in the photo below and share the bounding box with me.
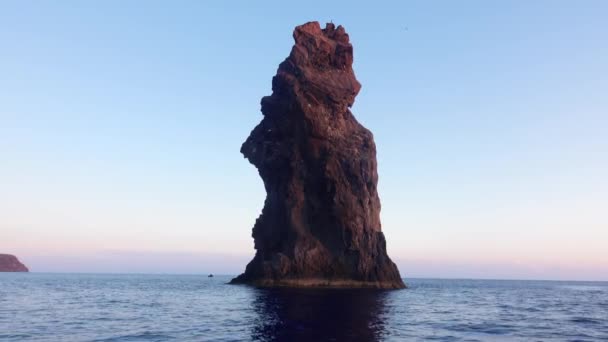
[0,274,607,341]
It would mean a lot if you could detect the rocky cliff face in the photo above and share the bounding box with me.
[231,22,405,289]
[0,254,29,272]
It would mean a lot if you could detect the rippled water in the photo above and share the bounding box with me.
[1,274,607,341]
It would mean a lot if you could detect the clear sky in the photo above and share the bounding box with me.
[1,1,607,280]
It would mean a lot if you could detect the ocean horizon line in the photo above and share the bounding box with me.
[5,272,607,283]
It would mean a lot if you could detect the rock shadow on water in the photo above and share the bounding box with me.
[250,287,389,342]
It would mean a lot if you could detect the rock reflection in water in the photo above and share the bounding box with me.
[251,287,389,341]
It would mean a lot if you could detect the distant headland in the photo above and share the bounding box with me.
[0,254,29,272]
[230,22,405,289]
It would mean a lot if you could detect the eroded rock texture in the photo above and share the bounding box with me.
[0,254,29,272]
[231,22,405,289]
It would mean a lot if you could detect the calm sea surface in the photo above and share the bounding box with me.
[0,274,606,341]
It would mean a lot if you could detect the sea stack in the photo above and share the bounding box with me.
[231,22,405,289]
[0,254,29,272]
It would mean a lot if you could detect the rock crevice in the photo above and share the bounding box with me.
[231,22,405,289]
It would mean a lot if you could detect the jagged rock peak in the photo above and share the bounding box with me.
[231,22,405,289]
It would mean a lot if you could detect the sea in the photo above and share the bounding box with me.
[0,274,606,341]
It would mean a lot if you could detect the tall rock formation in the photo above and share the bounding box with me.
[0,254,29,272]
[231,22,405,289]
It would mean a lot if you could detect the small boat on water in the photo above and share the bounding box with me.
[208,274,214,278]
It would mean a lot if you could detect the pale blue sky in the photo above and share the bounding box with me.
[1,1,607,280]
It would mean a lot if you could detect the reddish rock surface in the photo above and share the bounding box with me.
[0,254,29,272]
[231,22,405,289]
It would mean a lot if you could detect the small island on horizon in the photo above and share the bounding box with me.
[0,254,29,272]
[230,22,405,289]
